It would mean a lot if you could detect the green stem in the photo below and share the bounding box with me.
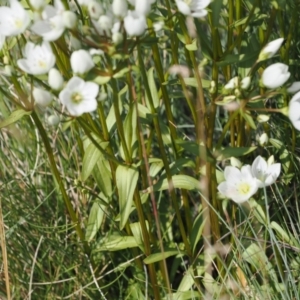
[31,111,90,255]
[137,45,192,258]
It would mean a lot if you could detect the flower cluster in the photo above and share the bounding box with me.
[218,156,281,203]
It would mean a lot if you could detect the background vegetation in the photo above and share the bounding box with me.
[1,0,300,299]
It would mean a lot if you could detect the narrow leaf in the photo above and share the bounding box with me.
[116,165,139,230]
[0,109,31,128]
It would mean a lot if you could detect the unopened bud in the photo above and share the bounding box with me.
[241,76,251,90]
[47,115,60,126]
[33,87,52,107]
[258,133,269,146]
[257,114,270,123]
[230,157,242,168]
[48,68,64,91]
[63,11,77,29]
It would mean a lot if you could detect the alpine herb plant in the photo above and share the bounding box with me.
[1,0,300,299]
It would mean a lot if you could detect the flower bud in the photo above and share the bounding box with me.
[88,1,103,20]
[48,68,64,90]
[70,49,94,75]
[98,15,113,33]
[267,155,275,166]
[258,38,284,62]
[257,114,270,123]
[209,80,216,94]
[124,11,147,36]
[112,0,127,18]
[241,76,251,90]
[230,157,242,168]
[287,81,300,94]
[224,77,238,91]
[153,21,164,32]
[47,115,60,126]
[262,63,290,89]
[33,87,52,107]
[258,133,269,146]
[63,11,77,29]
[135,0,151,16]
[112,32,123,45]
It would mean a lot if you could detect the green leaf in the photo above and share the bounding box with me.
[116,165,139,230]
[106,85,126,131]
[143,250,183,264]
[130,221,149,253]
[94,234,138,251]
[85,200,106,242]
[0,109,31,128]
[146,175,200,193]
[215,146,257,160]
[93,76,111,85]
[210,0,223,27]
[93,159,113,198]
[190,211,207,254]
[185,39,197,51]
[120,103,138,160]
[146,67,159,109]
[166,291,201,300]
[82,141,108,181]
[242,243,277,281]
[183,77,211,89]
[241,110,257,129]
[270,221,297,247]
[217,52,259,67]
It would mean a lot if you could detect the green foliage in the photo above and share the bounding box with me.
[1,0,300,299]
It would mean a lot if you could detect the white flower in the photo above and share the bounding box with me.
[218,165,258,203]
[48,68,64,90]
[0,0,30,36]
[135,0,151,15]
[70,50,94,75]
[97,15,113,35]
[288,91,300,130]
[31,0,65,41]
[33,87,53,107]
[241,76,251,90]
[112,0,128,18]
[17,41,56,75]
[258,133,268,146]
[252,155,281,188]
[124,11,147,36]
[258,38,284,61]
[262,63,290,89]
[59,77,99,116]
[176,0,210,18]
[224,77,238,90]
[88,1,103,20]
[287,82,300,94]
[63,11,77,29]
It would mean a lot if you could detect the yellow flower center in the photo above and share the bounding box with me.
[38,60,47,68]
[237,182,251,195]
[14,19,23,29]
[71,92,83,103]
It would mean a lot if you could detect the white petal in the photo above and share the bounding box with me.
[224,166,240,183]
